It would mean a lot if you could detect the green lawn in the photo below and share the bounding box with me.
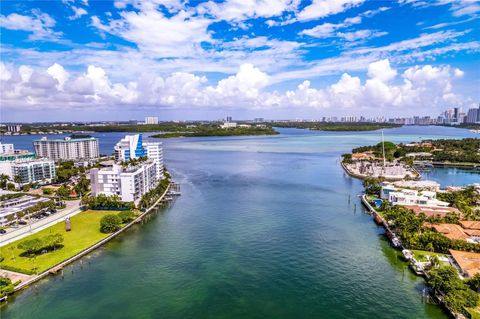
[412,250,447,262]
[0,210,120,274]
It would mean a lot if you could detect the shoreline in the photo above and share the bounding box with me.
[3,182,173,296]
[360,194,459,319]
[340,161,422,181]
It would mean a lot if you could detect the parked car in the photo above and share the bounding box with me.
[18,220,27,225]
[0,229,6,234]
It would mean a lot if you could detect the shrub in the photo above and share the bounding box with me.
[118,210,135,223]
[100,214,122,233]
[0,277,14,297]
[42,188,53,195]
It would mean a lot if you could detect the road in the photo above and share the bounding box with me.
[0,200,82,247]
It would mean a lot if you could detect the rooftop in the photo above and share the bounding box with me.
[34,136,97,142]
[449,249,480,278]
[404,205,461,218]
[460,220,480,230]
[429,224,469,241]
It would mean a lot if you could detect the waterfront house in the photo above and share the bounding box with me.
[386,188,449,207]
[428,223,480,244]
[403,205,461,218]
[449,250,480,278]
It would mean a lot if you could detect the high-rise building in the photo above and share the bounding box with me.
[114,134,163,179]
[145,116,159,125]
[0,143,14,154]
[466,106,480,124]
[0,158,56,184]
[6,124,21,133]
[90,161,158,202]
[33,136,99,162]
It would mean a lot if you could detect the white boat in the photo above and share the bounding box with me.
[470,129,480,133]
[391,236,402,248]
[402,249,413,261]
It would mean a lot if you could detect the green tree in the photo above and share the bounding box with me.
[74,175,90,195]
[42,187,53,195]
[17,238,43,256]
[17,233,64,256]
[363,177,383,196]
[467,273,480,292]
[13,175,22,184]
[56,185,70,198]
[118,210,135,223]
[100,214,122,233]
[0,276,15,297]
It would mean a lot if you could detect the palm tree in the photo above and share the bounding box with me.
[13,175,22,184]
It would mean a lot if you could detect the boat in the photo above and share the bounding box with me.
[402,249,413,261]
[470,129,480,133]
[409,259,426,276]
[391,236,402,248]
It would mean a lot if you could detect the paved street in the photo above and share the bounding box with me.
[0,200,82,247]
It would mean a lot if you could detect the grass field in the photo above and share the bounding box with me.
[0,210,120,274]
[412,250,447,262]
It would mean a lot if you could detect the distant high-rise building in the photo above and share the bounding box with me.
[33,136,99,162]
[226,116,233,123]
[466,106,480,124]
[6,124,21,133]
[145,116,159,125]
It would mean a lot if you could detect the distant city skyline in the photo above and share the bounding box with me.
[2,105,480,125]
[1,0,479,121]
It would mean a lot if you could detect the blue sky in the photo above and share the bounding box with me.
[1,0,479,122]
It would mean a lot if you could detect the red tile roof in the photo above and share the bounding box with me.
[449,249,480,278]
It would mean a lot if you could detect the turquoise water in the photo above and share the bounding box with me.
[1,126,477,319]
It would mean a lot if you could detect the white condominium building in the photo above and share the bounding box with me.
[90,161,158,202]
[114,134,163,179]
[0,143,14,154]
[145,116,159,125]
[34,136,99,161]
[0,158,56,184]
[143,142,163,180]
